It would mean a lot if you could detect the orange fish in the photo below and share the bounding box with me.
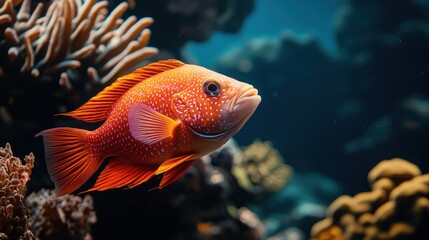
[37,60,261,196]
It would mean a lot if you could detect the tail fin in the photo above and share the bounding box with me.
[36,127,102,196]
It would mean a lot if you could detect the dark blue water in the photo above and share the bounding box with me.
[187,0,338,67]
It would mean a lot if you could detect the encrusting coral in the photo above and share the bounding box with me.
[240,139,293,193]
[0,143,35,240]
[311,158,429,240]
[0,0,157,123]
[202,139,292,195]
[26,188,96,240]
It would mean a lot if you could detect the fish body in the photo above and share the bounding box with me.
[37,60,261,196]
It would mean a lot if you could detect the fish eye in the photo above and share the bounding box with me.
[203,80,221,97]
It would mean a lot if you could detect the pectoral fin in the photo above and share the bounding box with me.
[128,103,180,145]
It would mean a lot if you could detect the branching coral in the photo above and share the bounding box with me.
[0,143,35,240]
[311,158,429,240]
[0,0,157,122]
[240,139,293,192]
[26,188,96,240]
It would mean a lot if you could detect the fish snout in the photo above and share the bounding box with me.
[226,85,261,113]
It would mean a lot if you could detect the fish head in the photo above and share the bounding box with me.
[172,65,261,142]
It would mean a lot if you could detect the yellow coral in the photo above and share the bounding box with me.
[240,139,292,192]
[311,158,429,240]
[0,143,34,239]
[311,219,344,240]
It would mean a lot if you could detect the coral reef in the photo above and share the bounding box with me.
[0,0,157,123]
[26,188,96,240]
[311,158,429,240]
[0,143,34,240]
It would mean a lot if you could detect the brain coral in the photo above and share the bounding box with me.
[311,158,429,240]
[0,143,35,240]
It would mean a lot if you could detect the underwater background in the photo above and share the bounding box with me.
[1,0,429,239]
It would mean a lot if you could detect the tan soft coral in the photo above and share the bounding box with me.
[311,158,429,240]
[0,0,157,123]
[0,143,35,239]
[26,188,96,240]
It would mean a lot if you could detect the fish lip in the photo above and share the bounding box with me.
[236,88,259,105]
[226,85,260,112]
[233,95,261,112]
[188,126,232,140]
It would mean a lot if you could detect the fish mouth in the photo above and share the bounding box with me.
[189,127,233,140]
[189,116,249,141]
[226,85,261,113]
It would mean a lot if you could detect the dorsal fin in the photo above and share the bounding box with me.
[59,59,185,122]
